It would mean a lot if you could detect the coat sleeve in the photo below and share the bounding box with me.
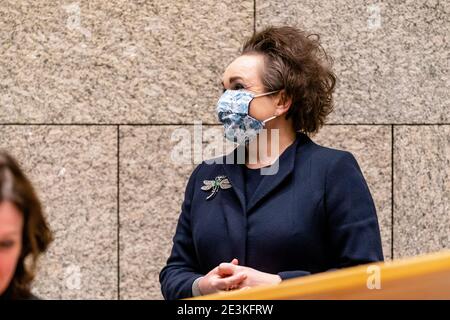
[277,151,384,281]
[159,164,204,300]
[324,151,384,267]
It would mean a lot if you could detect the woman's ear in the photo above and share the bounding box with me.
[274,90,292,116]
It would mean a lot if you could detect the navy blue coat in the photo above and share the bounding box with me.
[159,132,384,300]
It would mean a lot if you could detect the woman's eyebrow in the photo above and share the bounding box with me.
[0,230,21,237]
[221,76,244,87]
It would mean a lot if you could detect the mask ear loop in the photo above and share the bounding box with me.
[262,115,278,124]
[254,89,282,124]
[253,90,281,98]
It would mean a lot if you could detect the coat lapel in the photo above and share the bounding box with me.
[246,134,302,212]
[221,132,309,214]
[221,144,247,212]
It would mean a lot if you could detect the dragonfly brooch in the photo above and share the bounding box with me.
[201,175,232,200]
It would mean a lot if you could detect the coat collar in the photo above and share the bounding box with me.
[222,132,310,214]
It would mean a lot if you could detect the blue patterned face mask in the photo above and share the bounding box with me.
[216,89,281,144]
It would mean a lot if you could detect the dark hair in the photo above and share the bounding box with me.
[241,25,337,135]
[0,151,53,299]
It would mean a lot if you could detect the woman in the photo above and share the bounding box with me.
[0,151,53,300]
[159,26,383,300]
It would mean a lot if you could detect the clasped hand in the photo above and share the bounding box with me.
[198,258,281,295]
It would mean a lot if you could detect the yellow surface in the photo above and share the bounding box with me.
[188,250,450,300]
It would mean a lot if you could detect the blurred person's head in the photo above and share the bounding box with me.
[0,151,52,299]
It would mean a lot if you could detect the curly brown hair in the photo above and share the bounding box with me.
[0,151,53,299]
[241,25,337,135]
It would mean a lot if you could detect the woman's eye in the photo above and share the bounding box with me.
[0,241,14,249]
[222,83,245,93]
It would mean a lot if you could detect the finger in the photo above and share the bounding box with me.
[213,273,246,291]
[215,272,247,290]
[231,258,239,265]
[218,262,237,277]
[228,283,247,291]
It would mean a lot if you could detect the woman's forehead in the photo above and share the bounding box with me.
[0,202,23,234]
[222,54,264,85]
